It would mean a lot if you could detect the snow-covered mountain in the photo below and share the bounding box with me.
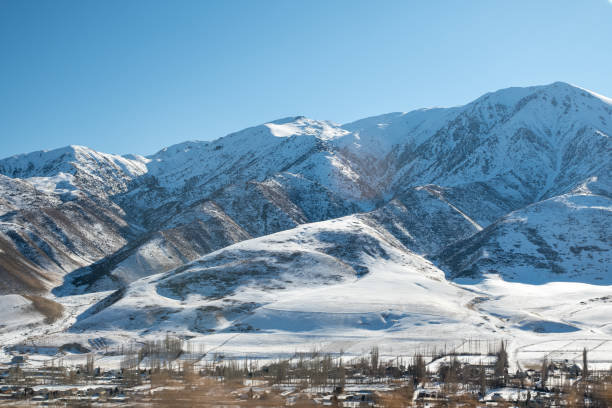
[72,215,488,343]
[437,192,611,284]
[0,146,150,293]
[0,82,610,359]
[0,145,149,197]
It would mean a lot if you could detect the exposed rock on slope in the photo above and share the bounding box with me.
[0,196,136,294]
[437,193,611,284]
[359,185,482,255]
[0,147,147,293]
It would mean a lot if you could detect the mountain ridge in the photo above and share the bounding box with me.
[0,80,609,304]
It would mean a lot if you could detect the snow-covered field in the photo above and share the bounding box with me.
[3,216,608,373]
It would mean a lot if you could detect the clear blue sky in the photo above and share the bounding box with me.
[1,0,611,158]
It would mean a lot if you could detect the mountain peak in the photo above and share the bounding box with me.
[262,116,347,140]
[472,81,612,108]
[536,81,612,104]
[0,144,148,194]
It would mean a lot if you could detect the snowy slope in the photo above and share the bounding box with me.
[0,295,48,333]
[55,201,252,294]
[438,193,611,284]
[71,216,485,339]
[0,175,62,215]
[121,117,375,229]
[360,185,483,255]
[0,195,137,294]
[335,83,612,225]
[0,145,149,197]
[0,146,149,293]
[55,173,363,293]
[386,82,612,201]
[67,216,612,367]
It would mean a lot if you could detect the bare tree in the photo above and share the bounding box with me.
[370,346,379,376]
[479,360,487,397]
[413,354,426,385]
[583,347,589,381]
[541,356,549,390]
[494,341,508,387]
